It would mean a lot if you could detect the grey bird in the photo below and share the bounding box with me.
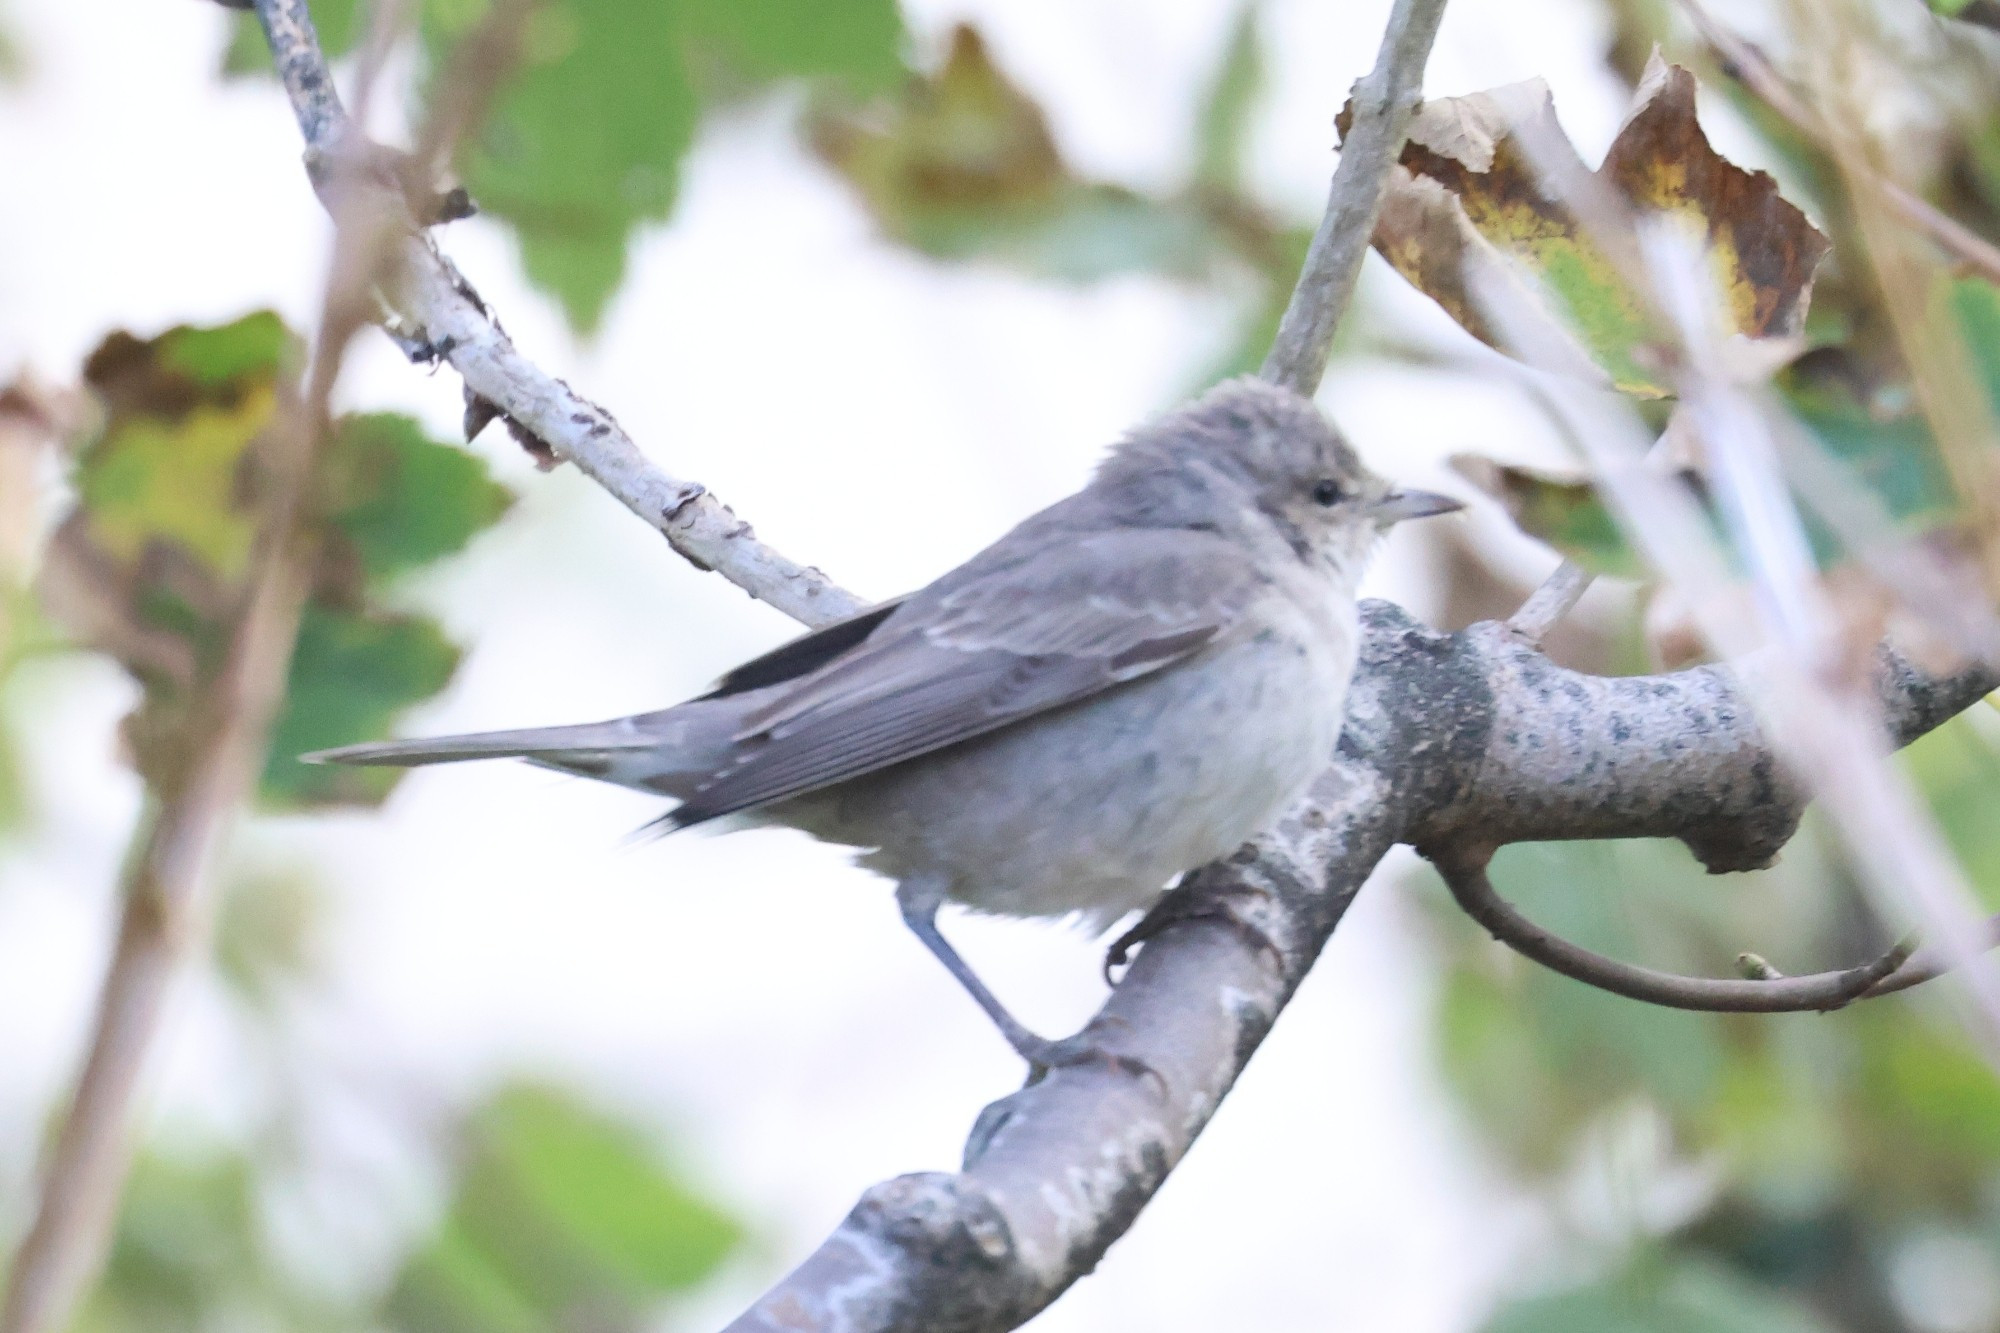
[307,378,1460,1069]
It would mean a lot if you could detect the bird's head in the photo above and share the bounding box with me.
[1096,377,1463,581]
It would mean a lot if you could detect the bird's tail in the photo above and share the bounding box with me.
[300,707,729,799]
[303,722,655,768]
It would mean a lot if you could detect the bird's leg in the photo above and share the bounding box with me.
[896,878,1162,1090]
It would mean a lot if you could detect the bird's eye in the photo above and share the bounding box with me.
[1311,478,1346,506]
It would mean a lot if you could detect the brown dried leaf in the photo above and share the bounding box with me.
[1364,53,1830,396]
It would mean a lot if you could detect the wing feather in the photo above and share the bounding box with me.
[667,530,1261,827]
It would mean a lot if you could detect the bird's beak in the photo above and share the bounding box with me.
[1370,488,1465,524]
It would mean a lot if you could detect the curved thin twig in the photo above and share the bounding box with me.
[1426,847,2000,1011]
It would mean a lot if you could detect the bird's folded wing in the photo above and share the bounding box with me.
[698,597,908,699]
[665,529,1264,827]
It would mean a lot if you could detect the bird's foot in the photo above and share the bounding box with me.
[1012,1019,1167,1097]
[1103,878,1285,984]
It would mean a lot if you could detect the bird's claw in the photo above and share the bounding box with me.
[1102,880,1285,984]
[1014,1022,1166,1099]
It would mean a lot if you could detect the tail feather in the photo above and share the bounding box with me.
[303,720,672,769]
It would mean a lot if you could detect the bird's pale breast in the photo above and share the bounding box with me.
[778,588,1357,929]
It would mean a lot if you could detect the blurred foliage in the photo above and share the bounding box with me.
[75,1083,741,1333]
[805,8,1320,380]
[1449,454,1645,577]
[1486,1257,1836,1333]
[809,25,1226,282]
[1405,3,2000,1326]
[40,312,510,809]
[77,1149,350,1333]
[386,1083,742,1333]
[1926,0,2000,34]
[0,379,69,833]
[1428,704,2000,1332]
[227,0,903,331]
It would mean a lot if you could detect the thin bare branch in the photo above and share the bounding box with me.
[0,11,472,1329]
[1260,0,1448,396]
[1,245,337,1333]
[250,0,863,627]
[1507,560,1594,646]
[1422,848,1998,1012]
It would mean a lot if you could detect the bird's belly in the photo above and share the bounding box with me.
[781,628,1350,929]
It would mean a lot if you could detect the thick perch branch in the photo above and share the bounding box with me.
[727,608,1996,1333]
[237,5,1998,1332]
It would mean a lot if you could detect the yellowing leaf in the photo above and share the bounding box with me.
[45,315,512,808]
[1366,54,1829,396]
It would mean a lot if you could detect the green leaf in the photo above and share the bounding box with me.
[1449,453,1644,577]
[228,0,906,331]
[1776,276,2000,543]
[385,1082,742,1332]
[261,605,461,808]
[387,1214,545,1333]
[679,0,903,94]
[324,412,513,583]
[442,0,698,332]
[1366,56,1828,396]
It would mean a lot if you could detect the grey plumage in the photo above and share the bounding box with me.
[307,377,1461,1068]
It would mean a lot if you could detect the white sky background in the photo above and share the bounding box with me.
[0,0,1678,1327]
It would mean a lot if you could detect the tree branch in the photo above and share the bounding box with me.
[2,212,350,1333]
[1425,849,1957,1012]
[724,606,1997,1333]
[250,0,863,628]
[1260,0,1448,395]
[1506,559,1594,647]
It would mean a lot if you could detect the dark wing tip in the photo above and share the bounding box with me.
[629,805,709,842]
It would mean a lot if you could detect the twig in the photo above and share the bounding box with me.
[1674,0,2000,288]
[1259,0,1448,396]
[1424,848,1997,1011]
[0,205,344,1333]
[251,0,863,628]
[1507,560,1594,646]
